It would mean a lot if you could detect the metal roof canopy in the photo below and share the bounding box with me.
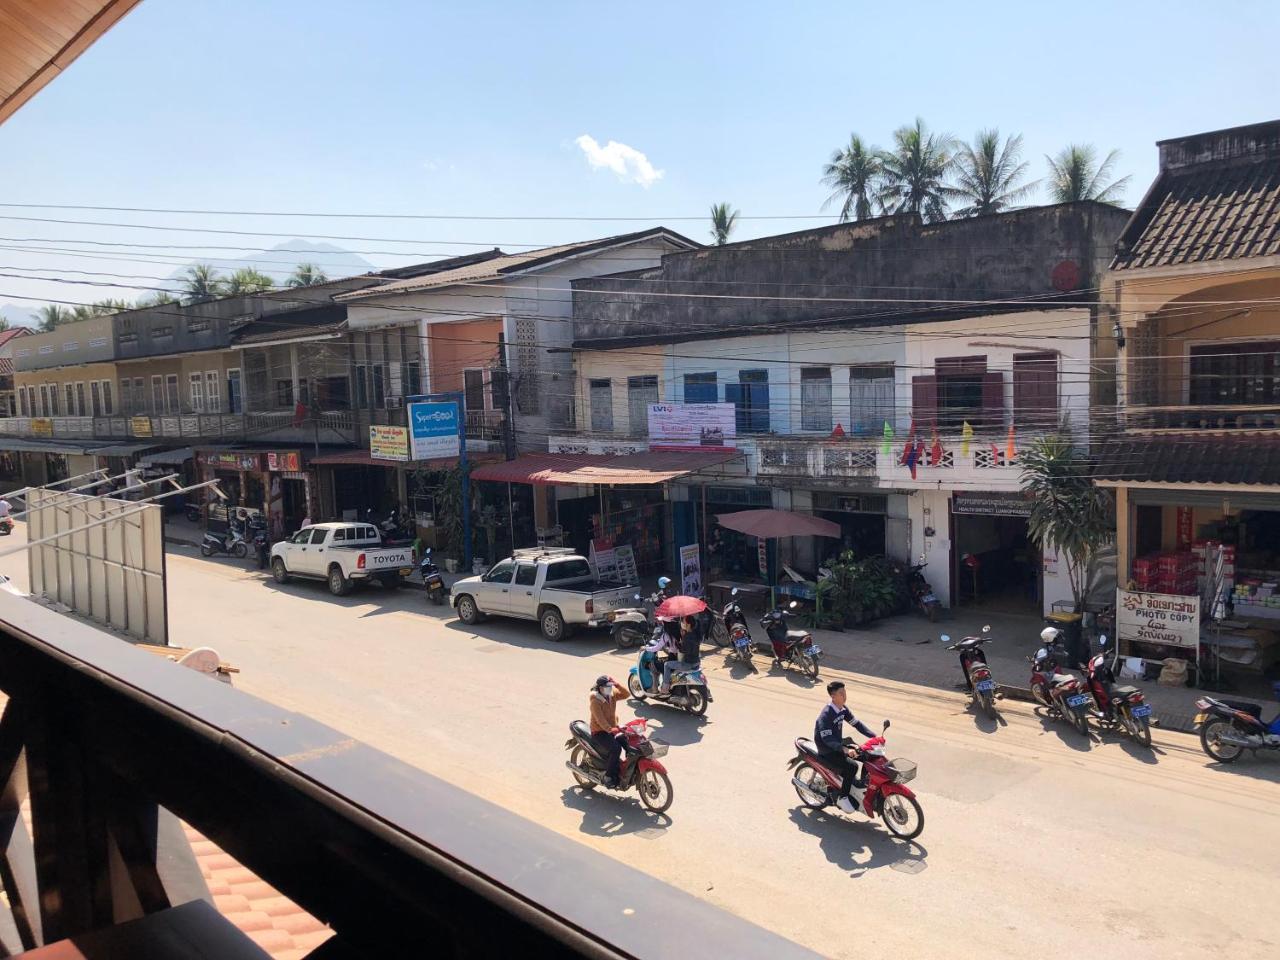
[471,450,742,486]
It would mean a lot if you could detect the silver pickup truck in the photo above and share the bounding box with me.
[450,548,636,641]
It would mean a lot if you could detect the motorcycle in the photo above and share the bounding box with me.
[0,516,12,537]
[1194,682,1280,763]
[786,719,924,840]
[609,591,662,649]
[941,625,997,718]
[564,717,673,814]
[701,596,728,648]
[720,587,754,667]
[627,643,712,716]
[761,600,821,679]
[1028,627,1091,737]
[201,521,247,559]
[1083,634,1154,747]
[420,547,446,605]
[908,558,940,622]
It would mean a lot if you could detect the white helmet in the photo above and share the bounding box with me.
[1039,627,1060,643]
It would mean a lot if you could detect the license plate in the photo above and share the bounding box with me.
[426,576,442,585]
[807,645,822,657]
[1194,712,1209,725]
[975,679,995,693]
[1066,694,1090,708]
[1131,704,1152,719]
[734,637,749,648]
[923,594,937,603]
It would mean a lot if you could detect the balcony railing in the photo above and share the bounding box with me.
[0,411,358,444]
[754,434,1026,485]
[0,591,818,959]
[1126,404,1280,432]
[757,439,879,480]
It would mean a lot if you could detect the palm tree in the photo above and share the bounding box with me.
[137,290,179,307]
[37,304,70,332]
[182,264,225,301]
[286,262,328,288]
[1045,144,1131,204]
[821,135,883,222]
[224,267,274,295]
[951,129,1037,217]
[878,118,960,223]
[709,203,740,245]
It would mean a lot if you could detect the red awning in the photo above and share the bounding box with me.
[470,449,741,486]
[310,450,497,469]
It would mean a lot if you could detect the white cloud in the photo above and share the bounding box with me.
[574,134,664,188]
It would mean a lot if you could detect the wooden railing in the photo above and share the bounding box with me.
[1126,404,1280,432]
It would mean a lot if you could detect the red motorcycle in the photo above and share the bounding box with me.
[1029,627,1091,737]
[1083,634,1154,747]
[942,625,997,718]
[565,717,673,814]
[786,720,924,840]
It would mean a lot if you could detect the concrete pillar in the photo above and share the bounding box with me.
[1114,485,1130,585]
[289,345,301,407]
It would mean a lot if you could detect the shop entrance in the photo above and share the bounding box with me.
[331,464,398,520]
[281,478,308,531]
[694,484,772,581]
[812,492,888,565]
[952,492,1039,614]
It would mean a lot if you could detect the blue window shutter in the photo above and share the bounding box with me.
[724,382,745,432]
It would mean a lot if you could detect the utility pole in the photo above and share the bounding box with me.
[497,330,516,461]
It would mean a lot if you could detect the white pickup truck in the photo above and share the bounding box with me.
[450,548,636,641]
[270,522,416,596]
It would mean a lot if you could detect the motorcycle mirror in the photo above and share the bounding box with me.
[982,624,991,633]
[789,600,798,610]
[731,587,739,596]
[634,593,642,600]
[939,634,951,643]
[882,719,891,731]
[1099,634,1109,647]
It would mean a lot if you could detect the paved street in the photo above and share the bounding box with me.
[2,533,1277,960]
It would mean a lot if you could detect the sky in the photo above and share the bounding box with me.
[2,0,1278,320]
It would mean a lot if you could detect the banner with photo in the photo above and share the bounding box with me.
[647,402,736,451]
[679,543,702,596]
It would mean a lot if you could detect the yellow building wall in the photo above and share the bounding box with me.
[574,350,665,435]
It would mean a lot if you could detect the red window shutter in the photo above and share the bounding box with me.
[1013,353,1058,426]
[980,371,1004,428]
[912,375,938,427]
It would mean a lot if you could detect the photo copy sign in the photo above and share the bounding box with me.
[408,401,460,461]
[1117,589,1201,651]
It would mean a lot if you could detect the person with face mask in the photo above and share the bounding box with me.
[588,675,629,788]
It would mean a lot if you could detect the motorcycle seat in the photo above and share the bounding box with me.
[569,721,602,757]
[1112,685,1139,698]
[1050,674,1077,686]
[796,738,823,760]
[785,629,810,641]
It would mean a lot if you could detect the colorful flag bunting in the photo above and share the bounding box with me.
[960,420,973,457]
[929,428,943,466]
[1006,423,1017,460]
[881,420,894,455]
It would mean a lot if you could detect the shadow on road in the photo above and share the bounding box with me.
[788,807,928,878]
[1032,706,1093,752]
[1201,753,1280,784]
[628,701,707,746]
[969,702,1008,733]
[559,787,672,838]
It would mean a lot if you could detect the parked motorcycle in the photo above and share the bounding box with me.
[908,559,940,622]
[942,625,997,718]
[720,587,754,667]
[201,521,247,559]
[627,645,711,716]
[420,547,446,605]
[184,501,203,524]
[701,597,728,648]
[761,600,821,679]
[1082,635,1154,746]
[609,590,662,648]
[786,719,924,840]
[1194,682,1280,763]
[1028,627,1091,736]
[564,717,673,813]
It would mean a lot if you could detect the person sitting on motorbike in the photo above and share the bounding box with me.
[643,625,679,693]
[588,675,629,788]
[656,576,675,600]
[659,615,702,695]
[815,680,875,814]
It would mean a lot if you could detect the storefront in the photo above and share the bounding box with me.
[195,448,312,538]
[811,491,889,563]
[950,490,1039,614]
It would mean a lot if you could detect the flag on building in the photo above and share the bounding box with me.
[929,428,943,466]
[1006,423,1017,460]
[960,420,974,457]
[903,438,921,479]
[899,419,917,465]
[881,420,894,455]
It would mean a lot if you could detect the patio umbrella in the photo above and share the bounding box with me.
[655,595,707,619]
[715,509,841,539]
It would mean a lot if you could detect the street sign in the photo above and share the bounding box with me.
[370,425,410,461]
[407,400,460,461]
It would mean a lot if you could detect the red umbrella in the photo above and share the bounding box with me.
[655,595,707,619]
[715,509,841,539]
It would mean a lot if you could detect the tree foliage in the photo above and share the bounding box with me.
[709,203,739,245]
[1045,144,1130,204]
[877,118,960,223]
[37,304,71,332]
[1019,426,1114,612]
[224,267,275,295]
[821,135,883,222]
[952,129,1036,217]
[182,264,224,301]
[287,263,328,288]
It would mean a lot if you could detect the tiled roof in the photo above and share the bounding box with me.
[186,823,333,960]
[1096,433,1280,485]
[338,228,698,301]
[0,328,32,348]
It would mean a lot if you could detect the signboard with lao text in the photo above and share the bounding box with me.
[680,543,702,596]
[369,425,410,462]
[589,539,618,581]
[951,491,1033,518]
[408,400,460,461]
[614,544,639,586]
[130,416,153,438]
[202,451,260,472]
[648,402,736,451]
[1117,589,1200,651]
[266,451,301,472]
[30,418,53,437]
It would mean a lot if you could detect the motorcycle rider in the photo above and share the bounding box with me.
[588,675,629,788]
[815,680,875,815]
[659,615,702,695]
[643,623,679,693]
[656,576,675,599]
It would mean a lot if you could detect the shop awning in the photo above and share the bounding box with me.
[309,449,489,469]
[471,449,741,486]
[1095,434,1280,486]
[137,446,195,466]
[0,437,98,455]
[85,442,163,457]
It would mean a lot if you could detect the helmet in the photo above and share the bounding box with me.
[593,675,611,690]
[657,577,671,589]
[1039,627,1060,643]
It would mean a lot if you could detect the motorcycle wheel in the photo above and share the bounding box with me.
[637,768,673,814]
[926,603,938,623]
[231,541,248,559]
[1200,718,1243,763]
[430,588,445,606]
[881,793,925,840]
[792,763,828,809]
[802,654,820,680]
[568,746,596,790]
[614,626,639,649]
[980,690,997,719]
[627,673,648,701]
[684,687,708,716]
[1126,712,1152,748]
[1071,707,1090,737]
[1031,683,1051,708]
[710,620,729,648]
[199,542,215,557]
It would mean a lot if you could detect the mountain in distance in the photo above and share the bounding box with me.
[0,303,37,328]
[164,239,377,287]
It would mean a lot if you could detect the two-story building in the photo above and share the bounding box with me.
[1098,120,1280,673]
[563,205,1130,609]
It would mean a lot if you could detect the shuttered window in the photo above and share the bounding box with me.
[800,368,832,431]
[627,375,659,435]
[850,363,895,435]
[726,369,770,433]
[684,372,717,404]
[1013,352,1058,425]
[589,378,613,432]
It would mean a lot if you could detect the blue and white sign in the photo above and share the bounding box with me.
[408,400,461,461]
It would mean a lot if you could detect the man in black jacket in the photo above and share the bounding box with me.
[659,615,702,694]
[814,680,874,814]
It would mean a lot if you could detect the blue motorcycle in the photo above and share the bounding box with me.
[627,644,711,716]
